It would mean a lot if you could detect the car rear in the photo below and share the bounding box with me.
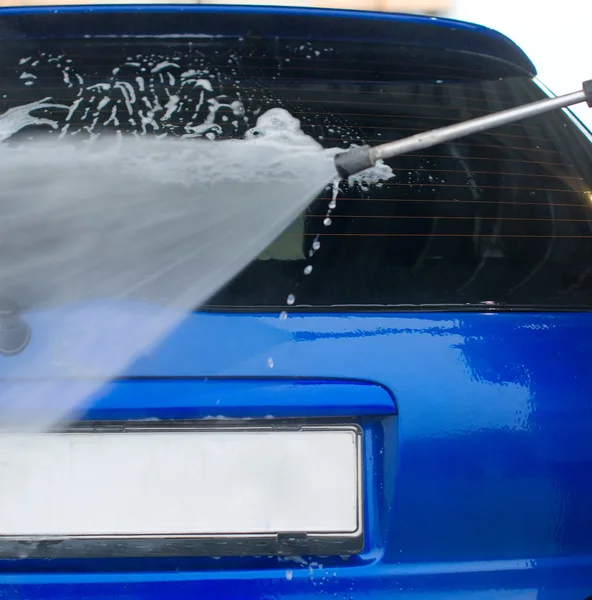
[0,5,592,599]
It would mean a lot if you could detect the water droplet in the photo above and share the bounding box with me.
[328,199,336,209]
[267,357,274,369]
[304,265,313,275]
[279,311,288,320]
[312,240,321,251]
[287,294,295,305]
[323,218,332,226]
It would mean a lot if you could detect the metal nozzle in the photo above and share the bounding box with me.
[334,145,375,179]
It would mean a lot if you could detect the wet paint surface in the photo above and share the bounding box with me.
[1,309,591,598]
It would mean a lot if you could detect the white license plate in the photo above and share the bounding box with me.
[0,425,362,556]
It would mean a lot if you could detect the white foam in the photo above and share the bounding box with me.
[114,81,136,114]
[151,61,180,73]
[97,97,110,111]
[88,83,111,92]
[104,105,120,127]
[162,94,180,121]
[0,98,69,142]
[196,79,213,92]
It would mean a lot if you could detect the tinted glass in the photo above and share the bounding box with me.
[1,37,592,310]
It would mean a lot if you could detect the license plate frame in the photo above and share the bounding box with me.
[0,422,363,558]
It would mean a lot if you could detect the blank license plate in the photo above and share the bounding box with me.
[0,424,363,557]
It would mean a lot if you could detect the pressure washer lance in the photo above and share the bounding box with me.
[334,80,592,178]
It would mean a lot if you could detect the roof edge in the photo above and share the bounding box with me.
[0,4,537,76]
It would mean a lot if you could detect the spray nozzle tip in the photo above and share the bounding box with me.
[334,145,375,178]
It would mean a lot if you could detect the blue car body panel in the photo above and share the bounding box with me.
[1,309,592,598]
[0,4,590,599]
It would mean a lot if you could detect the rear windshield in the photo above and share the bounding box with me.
[2,36,592,311]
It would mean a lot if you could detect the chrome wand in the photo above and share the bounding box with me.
[334,80,592,178]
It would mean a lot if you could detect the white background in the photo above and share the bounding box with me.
[451,0,592,127]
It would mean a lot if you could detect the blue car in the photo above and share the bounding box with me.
[0,4,591,599]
